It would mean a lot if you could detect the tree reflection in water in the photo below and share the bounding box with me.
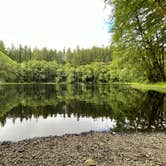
[0,84,165,132]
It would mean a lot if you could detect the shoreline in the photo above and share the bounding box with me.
[0,130,165,143]
[128,82,166,93]
[0,131,166,165]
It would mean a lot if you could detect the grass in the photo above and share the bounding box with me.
[128,82,166,93]
[0,51,17,66]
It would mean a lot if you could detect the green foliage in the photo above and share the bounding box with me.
[55,62,111,84]
[19,60,58,82]
[109,46,147,82]
[0,51,18,82]
[0,41,114,83]
[106,0,166,82]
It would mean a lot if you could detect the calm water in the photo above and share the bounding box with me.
[0,84,165,141]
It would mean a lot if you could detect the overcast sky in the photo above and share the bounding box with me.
[0,0,110,50]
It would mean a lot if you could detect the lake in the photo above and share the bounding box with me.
[0,84,165,141]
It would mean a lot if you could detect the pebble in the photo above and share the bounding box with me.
[0,132,166,166]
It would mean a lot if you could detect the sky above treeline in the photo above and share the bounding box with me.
[0,0,111,50]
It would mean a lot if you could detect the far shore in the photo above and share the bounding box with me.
[0,81,166,92]
[128,82,166,93]
[0,131,166,166]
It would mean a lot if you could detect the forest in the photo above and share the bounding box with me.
[0,0,165,84]
[0,42,113,83]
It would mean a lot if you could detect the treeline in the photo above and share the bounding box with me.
[0,41,112,65]
[0,39,147,83]
[0,40,114,83]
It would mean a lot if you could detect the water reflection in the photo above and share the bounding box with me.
[0,115,115,141]
[112,90,166,132]
[0,84,165,141]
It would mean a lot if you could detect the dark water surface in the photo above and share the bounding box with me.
[0,84,165,141]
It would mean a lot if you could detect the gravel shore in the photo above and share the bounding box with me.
[0,132,166,166]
